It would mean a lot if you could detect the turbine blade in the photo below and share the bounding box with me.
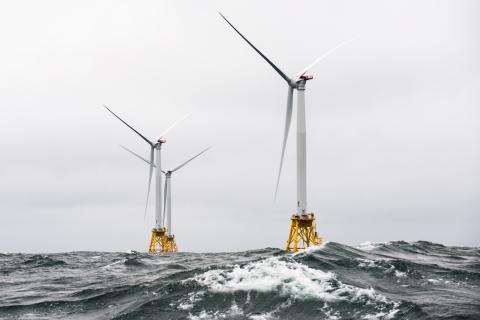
[274,86,294,202]
[295,38,357,78]
[163,176,167,227]
[155,110,196,141]
[219,13,291,83]
[144,146,154,220]
[119,145,156,168]
[103,105,153,146]
[172,147,211,172]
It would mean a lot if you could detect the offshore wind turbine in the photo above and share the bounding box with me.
[104,106,193,252]
[162,147,210,236]
[220,13,355,251]
[121,146,211,252]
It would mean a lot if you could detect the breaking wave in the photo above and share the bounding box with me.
[0,241,478,319]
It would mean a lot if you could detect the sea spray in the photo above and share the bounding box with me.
[0,241,478,319]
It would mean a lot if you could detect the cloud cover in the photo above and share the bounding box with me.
[0,0,479,252]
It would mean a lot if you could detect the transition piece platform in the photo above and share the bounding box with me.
[148,228,178,253]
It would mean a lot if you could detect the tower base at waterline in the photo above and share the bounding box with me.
[148,228,166,253]
[148,229,178,253]
[286,213,322,252]
[165,235,178,253]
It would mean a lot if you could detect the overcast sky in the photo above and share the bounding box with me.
[0,0,478,253]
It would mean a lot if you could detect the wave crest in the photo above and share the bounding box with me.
[192,257,383,303]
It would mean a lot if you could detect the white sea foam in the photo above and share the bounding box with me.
[228,300,243,317]
[356,258,407,278]
[249,313,275,320]
[292,241,329,256]
[320,302,341,319]
[357,258,380,268]
[394,270,406,277]
[178,302,194,310]
[357,258,392,269]
[192,257,383,303]
[363,307,399,319]
[188,309,228,320]
[187,308,244,320]
[177,291,205,310]
[100,260,124,269]
[355,241,390,251]
[248,299,292,320]
[362,302,400,319]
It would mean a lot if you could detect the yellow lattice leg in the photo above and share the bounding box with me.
[164,235,178,253]
[148,228,166,253]
[286,219,296,251]
[285,213,321,252]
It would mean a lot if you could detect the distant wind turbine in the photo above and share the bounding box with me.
[104,105,194,229]
[162,147,211,236]
[120,146,211,237]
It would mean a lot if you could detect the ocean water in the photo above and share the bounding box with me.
[0,241,479,319]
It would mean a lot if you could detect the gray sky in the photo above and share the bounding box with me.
[0,0,478,253]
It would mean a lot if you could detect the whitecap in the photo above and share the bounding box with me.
[249,299,292,319]
[292,241,329,256]
[191,257,384,303]
[188,309,225,320]
[100,260,124,269]
[394,270,406,277]
[363,302,400,319]
[356,258,398,275]
[355,241,390,251]
[175,291,205,311]
[178,302,194,310]
[320,302,341,319]
[228,300,243,317]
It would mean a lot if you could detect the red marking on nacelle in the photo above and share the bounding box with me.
[158,140,166,143]
[300,76,313,80]
[167,170,172,173]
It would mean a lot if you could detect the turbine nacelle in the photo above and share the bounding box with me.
[290,75,313,87]
[301,76,313,80]
[155,140,166,149]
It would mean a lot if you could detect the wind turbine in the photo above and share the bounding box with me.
[104,106,193,241]
[220,14,355,250]
[120,145,211,252]
[162,147,210,236]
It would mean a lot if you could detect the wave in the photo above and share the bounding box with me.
[182,256,405,318]
[22,255,67,268]
[0,241,478,319]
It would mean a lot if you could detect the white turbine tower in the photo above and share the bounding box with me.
[220,14,355,250]
[120,146,211,251]
[162,147,210,236]
[104,106,193,250]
